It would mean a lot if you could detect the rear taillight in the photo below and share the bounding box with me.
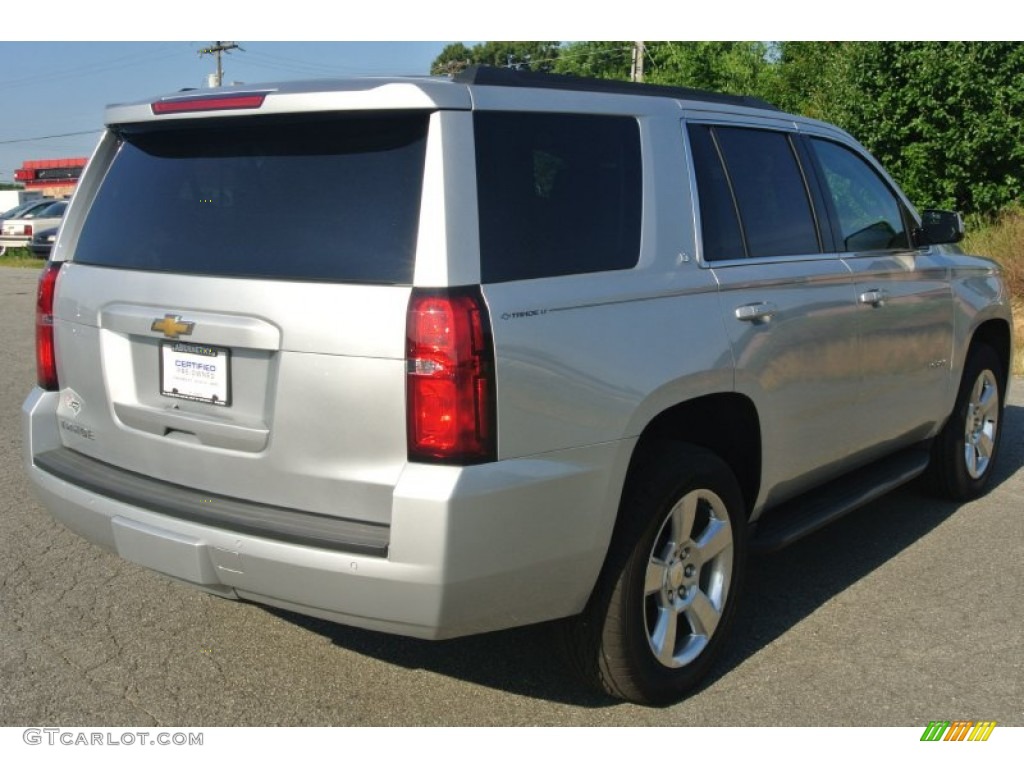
[36,261,61,390]
[406,288,496,464]
[24,224,33,237]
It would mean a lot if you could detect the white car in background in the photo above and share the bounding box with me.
[0,200,67,255]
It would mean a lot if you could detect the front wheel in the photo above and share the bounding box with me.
[927,343,1006,500]
[562,444,747,705]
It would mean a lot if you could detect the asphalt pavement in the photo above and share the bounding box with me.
[1,265,1021,726]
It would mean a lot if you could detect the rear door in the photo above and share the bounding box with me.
[687,121,862,508]
[51,112,431,526]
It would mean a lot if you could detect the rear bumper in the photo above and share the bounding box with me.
[0,235,31,249]
[23,387,628,639]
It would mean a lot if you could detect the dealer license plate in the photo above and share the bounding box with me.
[160,342,231,406]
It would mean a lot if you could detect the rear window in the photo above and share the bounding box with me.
[474,112,642,283]
[74,114,429,284]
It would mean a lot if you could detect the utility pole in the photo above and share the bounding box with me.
[630,41,645,83]
[198,41,240,87]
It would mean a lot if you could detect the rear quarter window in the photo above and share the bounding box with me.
[73,114,429,284]
[474,112,642,283]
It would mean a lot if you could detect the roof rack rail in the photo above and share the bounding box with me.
[452,65,780,112]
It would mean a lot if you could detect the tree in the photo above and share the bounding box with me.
[553,41,632,80]
[776,42,1024,214]
[643,42,773,96]
[430,43,473,76]
[429,40,1024,215]
[553,42,773,95]
[431,42,560,76]
[842,42,1024,214]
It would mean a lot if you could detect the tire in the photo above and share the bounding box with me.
[927,343,1006,500]
[562,443,747,706]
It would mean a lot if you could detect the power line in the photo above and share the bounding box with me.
[0,130,101,146]
[0,44,181,93]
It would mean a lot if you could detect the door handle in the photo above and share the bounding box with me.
[734,302,778,323]
[859,289,889,307]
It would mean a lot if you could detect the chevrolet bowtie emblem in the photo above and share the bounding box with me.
[151,314,195,339]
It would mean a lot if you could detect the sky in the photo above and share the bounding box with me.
[0,1,998,185]
[0,42,453,182]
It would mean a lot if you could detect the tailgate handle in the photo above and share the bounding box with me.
[734,302,778,323]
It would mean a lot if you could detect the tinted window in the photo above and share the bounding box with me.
[475,112,641,283]
[75,115,428,284]
[714,126,820,259]
[687,125,745,261]
[810,139,910,251]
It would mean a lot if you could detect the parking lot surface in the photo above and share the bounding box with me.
[1,266,1021,726]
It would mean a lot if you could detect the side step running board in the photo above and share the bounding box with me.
[750,444,932,553]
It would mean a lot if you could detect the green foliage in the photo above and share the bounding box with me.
[553,42,632,79]
[849,43,1023,214]
[431,42,560,75]
[553,42,774,96]
[430,43,473,75]
[770,42,1024,215]
[643,42,773,96]
[962,207,1024,373]
[0,248,44,268]
[432,40,1024,216]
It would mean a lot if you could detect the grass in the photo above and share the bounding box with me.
[963,207,1024,375]
[0,247,45,269]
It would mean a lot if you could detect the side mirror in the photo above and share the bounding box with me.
[917,209,965,245]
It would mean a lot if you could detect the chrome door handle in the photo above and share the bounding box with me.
[734,302,778,323]
[859,289,889,307]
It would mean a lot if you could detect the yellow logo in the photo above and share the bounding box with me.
[151,314,195,339]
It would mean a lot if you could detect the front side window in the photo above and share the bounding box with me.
[810,138,910,252]
[474,112,642,283]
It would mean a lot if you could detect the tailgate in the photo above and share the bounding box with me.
[52,267,409,525]
[45,111,431,527]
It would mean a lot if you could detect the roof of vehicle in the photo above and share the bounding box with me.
[4,200,67,222]
[104,66,789,126]
[452,66,780,111]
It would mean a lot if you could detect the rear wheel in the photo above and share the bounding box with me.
[927,343,1005,500]
[563,444,746,705]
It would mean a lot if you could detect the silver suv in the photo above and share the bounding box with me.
[23,67,1014,705]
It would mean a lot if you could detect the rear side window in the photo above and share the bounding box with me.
[475,112,642,283]
[687,126,745,261]
[688,124,821,260]
[74,114,429,284]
